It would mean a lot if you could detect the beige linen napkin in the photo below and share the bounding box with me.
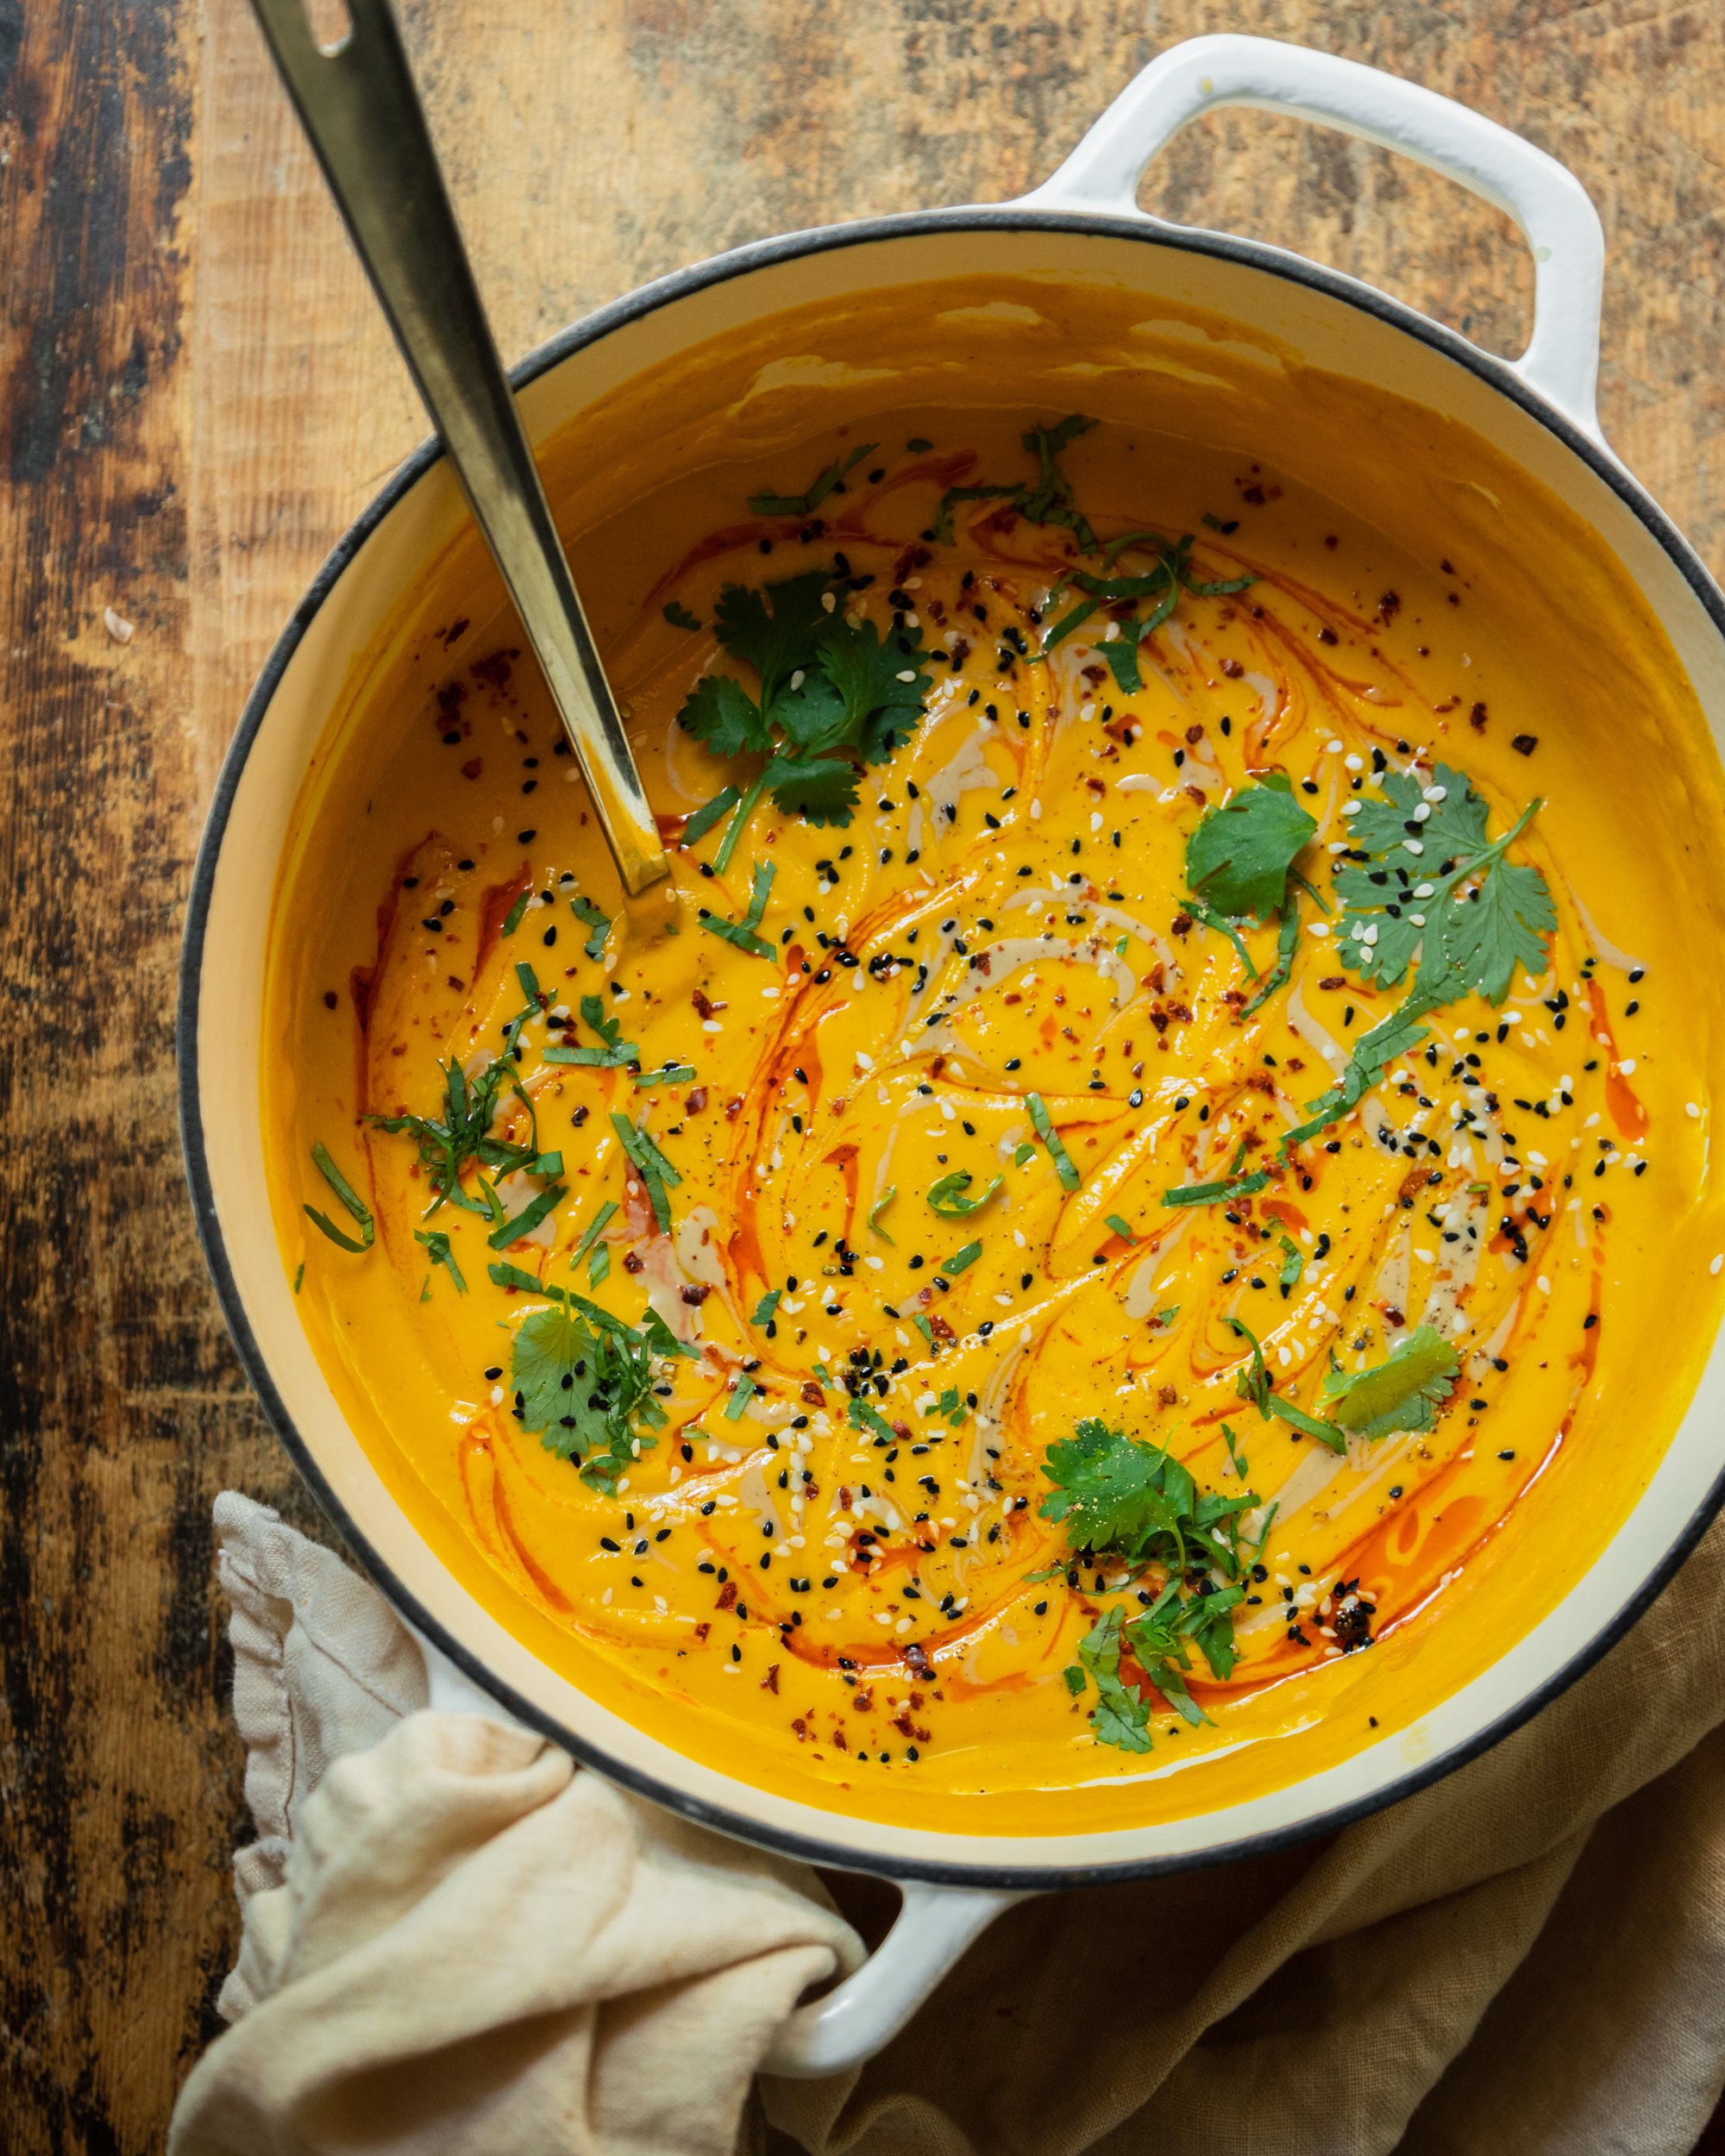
[759,1513,1725,2156]
[167,1493,861,2156]
[173,1494,1725,2156]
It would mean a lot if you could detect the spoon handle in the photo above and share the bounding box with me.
[250,0,669,894]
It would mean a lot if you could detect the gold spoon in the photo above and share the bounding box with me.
[249,0,668,894]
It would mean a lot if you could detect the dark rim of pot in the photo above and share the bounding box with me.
[179,204,1725,1891]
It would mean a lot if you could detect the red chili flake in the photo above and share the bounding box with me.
[801,1379,825,1406]
[1470,701,1489,731]
[1317,626,1339,646]
[623,1251,645,1275]
[791,1716,808,1741]
[928,1313,955,1343]
[716,1582,738,1611]
[323,990,338,1010]
[1157,1384,1178,1407]
[1377,591,1401,619]
[461,757,482,780]
[470,649,514,689]
[904,1642,932,1679]
[724,1096,743,1120]
[1170,913,1193,938]
[685,1087,708,1112]
[760,1664,780,1694]
[680,1284,710,1306]
[1242,484,1265,505]
[693,1622,710,1643]
[1220,657,1245,679]
[1512,733,1539,756]
[1184,724,1204,745]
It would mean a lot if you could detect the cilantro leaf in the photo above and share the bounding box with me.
[511,1300,670,1494]
[1186,780,1316,920]
[367,1059,544,1216]
[1334,765,1551,1002]
[662,600,702,631]
[762,750,860,826]
[747,442,875,518]
[677,672,765,761]
[818,617,930,761]
[1322,1324,1460,1440]
[712,573,832,707]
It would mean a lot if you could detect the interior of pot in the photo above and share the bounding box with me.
[187,219,1725,1880]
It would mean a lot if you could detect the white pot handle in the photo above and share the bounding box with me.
[415,1628,1024,2079]
[762,1878,1028,2078]
[1019,33,1605,443]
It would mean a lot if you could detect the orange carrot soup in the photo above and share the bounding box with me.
[262,279,1725,1833]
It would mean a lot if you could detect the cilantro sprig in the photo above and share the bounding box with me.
[1284,763,1552,1150]
[1039,1418,1258,1583]
[1334,764,1552,1002]
[495,1265,693,1495]
[1043,1419,1258,1753]
[677,571,932,828]
[367,1057,545,1219]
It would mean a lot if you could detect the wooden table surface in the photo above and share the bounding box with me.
[4,0,1723,2143]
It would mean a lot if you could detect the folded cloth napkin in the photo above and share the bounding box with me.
[760,1511,1725,2156]
[167,1493,861,2156]
[173,1495,1725,2156]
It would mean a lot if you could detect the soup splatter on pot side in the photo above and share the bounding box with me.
[267,322,1725,1835]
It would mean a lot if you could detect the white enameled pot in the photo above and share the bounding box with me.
[180,34,1725,2077]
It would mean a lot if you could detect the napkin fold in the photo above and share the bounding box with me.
[167,1493,861,2156]
[172,1492,1725,2156]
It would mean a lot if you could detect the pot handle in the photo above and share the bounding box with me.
[416,1629,1025,2079]
[762,1879,1028,2078]
[1019,33,1605,442]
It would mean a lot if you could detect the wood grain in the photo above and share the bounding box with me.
[3,0,1723,2144]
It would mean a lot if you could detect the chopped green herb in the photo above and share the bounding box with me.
[415,1227,467,1293]
[940,1239,982,1276]
[486,1180,567,1250]
[747,441,876,518]
[1221,1422,1248,1477]
[1026,1094,1079,1190]
[662,599,702,631]
[587,1245,611,1288]
[867,1186,898,1242]
[632,1063,698,1087]
[499,888,530,937]
[751,1288,782,1326]
[847,1395,898,1444]
[698,858,777,962]
[1228,1317,1344,1451]
[934,414,1099,551]
[1070,1605,1152,1753]
[681,785,739,849]
[1240,898,1301,1020]
[1276,1235,1305,1297]
[1104,1213,1138,1242]
[570,894,612,961]
[724,1374,757,1421]
[1184,895,1259,980]
[910,1313,935,1346]
[1013,1141,1036,1168]
[304,1140,375,1252]
[609,1112,681,1234]
[1162,1169,1270,1208]
[926,1169,1001,1219]
[292,1262,304,1295]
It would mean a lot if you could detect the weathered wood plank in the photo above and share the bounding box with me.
[2,3,1722,2147]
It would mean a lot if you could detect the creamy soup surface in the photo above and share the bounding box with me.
[266,280,1725,1834]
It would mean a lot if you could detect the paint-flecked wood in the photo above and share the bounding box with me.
[3,1,1723,2145]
